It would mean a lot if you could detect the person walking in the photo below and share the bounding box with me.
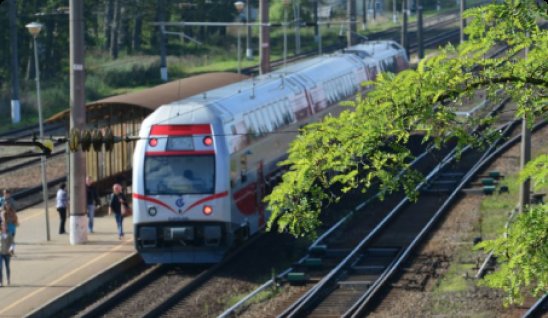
[109,184,127,240]
[86,176,100,233]
[1,202,18,255]
[0,229,13,287]
[56,183,68,234]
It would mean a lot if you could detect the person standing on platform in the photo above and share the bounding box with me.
[1,202,18,255]
[0,189,17,210]
[56,183,68,234]
[86,176,100,233]
[109,184,127,240]
[0,228,13,286]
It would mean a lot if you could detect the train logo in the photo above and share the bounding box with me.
[175,197,185,208]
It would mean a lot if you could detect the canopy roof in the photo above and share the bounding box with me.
[47,72,248,122]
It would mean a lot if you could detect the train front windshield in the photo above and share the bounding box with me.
[144,155,215,195]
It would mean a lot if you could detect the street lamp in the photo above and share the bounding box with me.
[245,0,253,59]
[234,1,245,74]
[26,21,51,241]
[283,0,291,70]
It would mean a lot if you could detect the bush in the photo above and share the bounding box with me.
[86,74,113,101]
[101,57,163,88]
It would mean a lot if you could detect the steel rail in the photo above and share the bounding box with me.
[523,294,548,318]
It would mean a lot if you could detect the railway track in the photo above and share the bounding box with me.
[277,123,528,318]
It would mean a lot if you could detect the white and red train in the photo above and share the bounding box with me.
[132,41,409,263]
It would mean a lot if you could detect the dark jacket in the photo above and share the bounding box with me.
[86,185,100,206]
[109,193,128,215]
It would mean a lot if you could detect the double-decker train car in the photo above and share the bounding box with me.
[132,41,408,263]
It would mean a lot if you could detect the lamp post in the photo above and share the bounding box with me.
[234,1,245,74]
[245,0,253,59]
[26,21,51,241]
[283,0,290,70]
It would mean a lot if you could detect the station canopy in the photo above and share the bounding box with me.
[47,72,248,123]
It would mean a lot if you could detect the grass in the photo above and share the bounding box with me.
[225,287,282,309]
[437,263,475,292]
[479,176,520,239]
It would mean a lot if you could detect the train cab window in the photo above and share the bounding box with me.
[144,155,215,195]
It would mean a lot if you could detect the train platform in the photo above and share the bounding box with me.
[0,199,139,317]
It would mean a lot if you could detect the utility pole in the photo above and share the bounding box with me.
[259,0,270,74]
[294,1,301,54]
[314,0,319,42]
[401,0,408,56]
[347,0,357,47]
[159,0,168,81]
[363,0,368,29]
[519,34,531,213]
[69,0,88,244]
[393,0,398,24]
[417,0,424,59]
[460,0,466,44]
[9,0,20,124]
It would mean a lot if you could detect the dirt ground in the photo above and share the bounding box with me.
[367,126,547,318]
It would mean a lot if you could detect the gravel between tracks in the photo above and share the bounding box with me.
[0,156,66,191]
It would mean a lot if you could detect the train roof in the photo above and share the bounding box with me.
[141,40,407,132]
[146,54,366,125]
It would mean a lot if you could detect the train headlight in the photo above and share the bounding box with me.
[203,136,213,146]
[203,205,213,215]
[149,138,158,147]
[148,207,158,217]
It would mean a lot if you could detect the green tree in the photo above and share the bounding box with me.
[265,0,547,301]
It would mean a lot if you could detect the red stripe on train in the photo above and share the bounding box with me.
[145,150,215,156]
[184,191,228,212]
[132,193,177,214]
[150,124,211,136]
